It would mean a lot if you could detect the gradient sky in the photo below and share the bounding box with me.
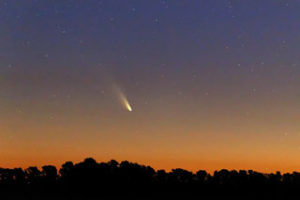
[0,0,300,173]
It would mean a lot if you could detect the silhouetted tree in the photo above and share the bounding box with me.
[0,157,300,199]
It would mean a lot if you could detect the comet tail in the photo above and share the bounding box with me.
[114,86,132,112]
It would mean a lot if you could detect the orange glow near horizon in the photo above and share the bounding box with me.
[1,114,300,174]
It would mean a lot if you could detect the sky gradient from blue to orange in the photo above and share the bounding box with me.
[0,0,300,173]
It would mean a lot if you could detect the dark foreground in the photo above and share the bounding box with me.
[1,158,300,199]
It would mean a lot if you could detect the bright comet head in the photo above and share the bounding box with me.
[125,102,132,112]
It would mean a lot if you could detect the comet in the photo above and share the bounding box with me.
[114,85,133,112]
[120,92,132,112]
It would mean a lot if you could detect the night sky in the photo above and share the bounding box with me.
[1,0,300,173]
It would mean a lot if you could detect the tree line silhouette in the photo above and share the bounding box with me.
[1,158,300,199]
